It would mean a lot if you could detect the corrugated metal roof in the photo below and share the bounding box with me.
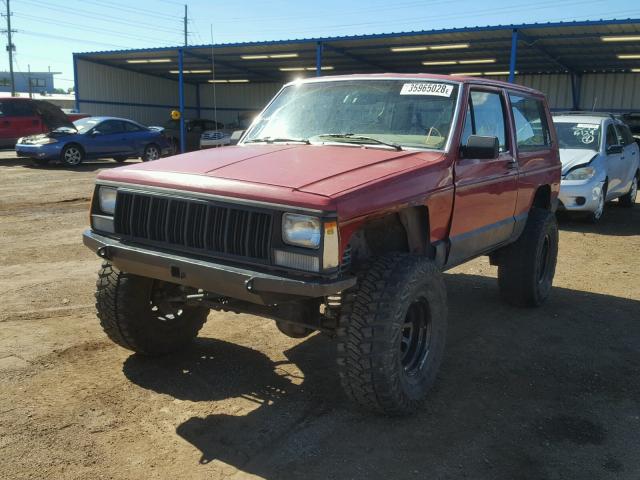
[74,18,640,84]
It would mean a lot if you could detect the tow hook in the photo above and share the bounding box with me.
[96,246,113,260]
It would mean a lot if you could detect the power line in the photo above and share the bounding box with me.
[14,12,181,45]
[20,0,183,33]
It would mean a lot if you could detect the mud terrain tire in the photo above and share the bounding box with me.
[337,254,448,416]
[497,208,558,307]
[95,262,209,355]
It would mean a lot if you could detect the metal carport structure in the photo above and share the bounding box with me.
[73,18,640,152]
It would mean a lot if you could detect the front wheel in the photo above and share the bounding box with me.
[142,143,161,162]
[95,263,209,355]
[337,254,448,416]
[497,208,559,307]
[61,144,84,167]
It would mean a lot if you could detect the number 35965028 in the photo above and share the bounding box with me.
[400,83,454,97]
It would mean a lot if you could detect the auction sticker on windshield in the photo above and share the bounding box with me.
[400,83,454,97]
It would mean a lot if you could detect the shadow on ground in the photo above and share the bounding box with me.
[557,200,640,236]
[123,273,640,479]
[0,156,141,171]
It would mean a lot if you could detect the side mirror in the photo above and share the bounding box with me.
[462,135,499,159]
[607,144,623,155]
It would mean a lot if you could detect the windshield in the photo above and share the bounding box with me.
[73,117,101,134]
[243,79,460,150]
[554,121,601,150]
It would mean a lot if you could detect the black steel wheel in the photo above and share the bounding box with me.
[337,254,448,415]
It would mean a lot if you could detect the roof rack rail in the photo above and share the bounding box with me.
[553,111,617,119]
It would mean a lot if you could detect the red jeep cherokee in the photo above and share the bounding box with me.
[84,74,561,415]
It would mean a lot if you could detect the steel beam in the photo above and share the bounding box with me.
[508,29,518,83]
[316,41,323,77]
[178,48,186,154]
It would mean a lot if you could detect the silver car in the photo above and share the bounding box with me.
[553,113,639,222]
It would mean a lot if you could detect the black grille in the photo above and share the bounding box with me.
[114,191,273,261]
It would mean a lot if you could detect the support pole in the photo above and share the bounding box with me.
[196,83,201,118]
[570,73,582,111]
[178,48,186,154]
[508,29,518,83]
[72,54,80,111]
[316,41,323,77]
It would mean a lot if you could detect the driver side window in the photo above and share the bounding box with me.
[461,90,507,152]
[605,124,618,148]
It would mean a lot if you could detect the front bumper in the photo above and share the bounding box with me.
[15,143,61,160]
[558,177,605,212]
[83,229,355,305]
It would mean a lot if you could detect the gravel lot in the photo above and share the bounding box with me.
[1,151,639,480]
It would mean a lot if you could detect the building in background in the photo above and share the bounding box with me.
[0,71,60,94]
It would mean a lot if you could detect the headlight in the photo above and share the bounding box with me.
[282,213,321,249]
[98,186,117,215]
[33,137,58,145]
[565,166,596,181]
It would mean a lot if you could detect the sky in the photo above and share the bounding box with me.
[2,0,639,91]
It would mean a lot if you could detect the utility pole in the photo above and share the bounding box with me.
[2,0,17,96]
[183,4,188,46]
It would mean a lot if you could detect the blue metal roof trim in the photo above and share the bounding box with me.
[74,18,640,56]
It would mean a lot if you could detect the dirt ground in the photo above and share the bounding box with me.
[1,151,639,480]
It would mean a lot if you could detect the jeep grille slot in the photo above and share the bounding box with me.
[114,191,273,261]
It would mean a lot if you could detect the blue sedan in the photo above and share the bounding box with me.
[16,116,171,167]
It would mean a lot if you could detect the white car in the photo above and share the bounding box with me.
[199,130,232,149]
[553,113,639,222]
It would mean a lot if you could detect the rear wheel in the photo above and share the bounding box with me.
[497,208,558,307]
[142,143,161,162]
[95,262,209,355]
[619,173,638,208]
[60,144,84,167]
[337,254,448,415]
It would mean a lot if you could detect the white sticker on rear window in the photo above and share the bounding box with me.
[576,123,598,128]
[400,82,454,97]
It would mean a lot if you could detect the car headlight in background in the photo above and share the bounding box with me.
[282,213,321,249]
[565,166,596,181]
[98,186,117,215]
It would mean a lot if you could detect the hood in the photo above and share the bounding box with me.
[97,144,444,206]
[559,148,598,175]
[34,100,75,131]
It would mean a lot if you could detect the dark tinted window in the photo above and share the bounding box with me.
[123,121,143,132]
[96,120,124,134]
[462,90,507,151]
[616,124,635,146]
[509,94,551,150]
[605,124,618,148]
[8,100,36,117]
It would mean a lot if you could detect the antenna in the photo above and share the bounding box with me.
[210,24,218,129]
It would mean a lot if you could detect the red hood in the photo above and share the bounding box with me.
[97,145,445,210]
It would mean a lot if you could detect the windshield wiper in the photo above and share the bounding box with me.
[245,136,310,144]
[316,133,403,151]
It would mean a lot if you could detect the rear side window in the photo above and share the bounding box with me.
[461,90,508,152]
[8,101,36,117]
[616,124,635,146]
[123,121,143,132]
[509,95,551,151]
[97,120,125,134]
